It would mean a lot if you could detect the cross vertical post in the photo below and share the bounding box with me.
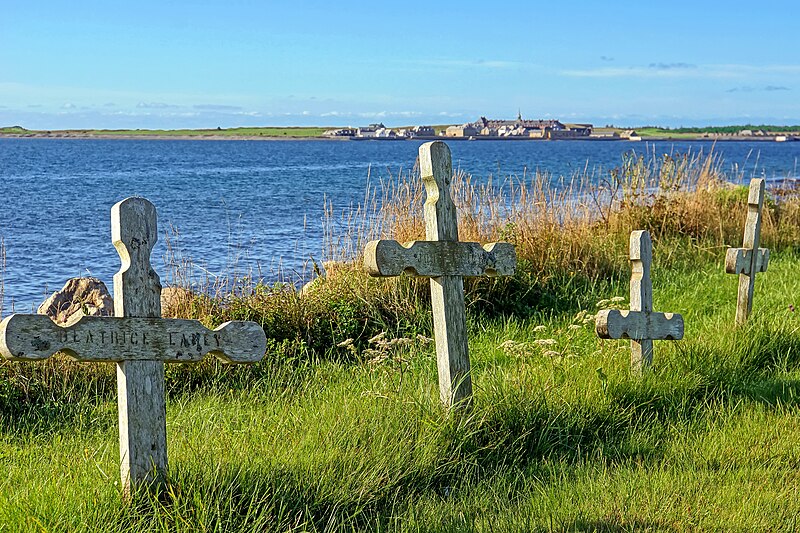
[725,178,769,326]
[629,230,654,373]
[421,141,471,407]
[112,198,167,496]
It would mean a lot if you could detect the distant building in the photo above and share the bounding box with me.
[322,128,356,137]
[445,124,478,137]
[356,123,386,138]
[411,125,436,137]
[374,127,398,138]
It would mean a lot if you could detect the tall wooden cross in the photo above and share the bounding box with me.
[596,230,684,374]
[725,178,769,325]
[0,197,267,498]
[363,141,516,408]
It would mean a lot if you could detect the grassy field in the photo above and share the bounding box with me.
[0,126,329,138]
[2,150,800,531]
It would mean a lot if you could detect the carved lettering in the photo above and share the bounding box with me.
[213,333,221,347]
[130,332,138,345]
[85,331,94,343]
[169,332,175,346]
[100,331,106,344]
[142,332,148,345]
[180,334,190,348]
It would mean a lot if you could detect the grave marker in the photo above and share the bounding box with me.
[596,230,684,373]
[725,178,769,325]
[363,141,516,408]
[0,197,267,498]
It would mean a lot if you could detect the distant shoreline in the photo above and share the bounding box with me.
[0,132,794,142]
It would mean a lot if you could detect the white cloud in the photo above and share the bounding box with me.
[561,63,800,79]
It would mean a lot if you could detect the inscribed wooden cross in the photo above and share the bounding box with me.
[595,230,684,373]
[725,178,769,325]
[0,197,267,498]
[363,141,516,408]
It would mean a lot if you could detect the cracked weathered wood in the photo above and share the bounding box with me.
[725,178,768,325]
[0,315,266,362]
[364,240,515,277]
[0,197,267,499]
[112,197,169,498]
[596,231,684,374]
[363,141,516,408]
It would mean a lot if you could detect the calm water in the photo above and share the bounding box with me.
[0,138,798,312]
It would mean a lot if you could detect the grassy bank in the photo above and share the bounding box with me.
[2,149,800,530]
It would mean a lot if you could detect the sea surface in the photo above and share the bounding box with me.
[0,137,798,313]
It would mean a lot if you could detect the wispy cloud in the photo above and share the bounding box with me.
[727,85,791,93]
[648,62,696,70]
[136,102,180,109]
[600,56,614,62]
[61,103,77,109]
[407,58,532,70]
[562,63,800,79]
[320,110,424,118]
[193,104,243,111]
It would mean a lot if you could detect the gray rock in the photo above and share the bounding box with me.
[38,277,114,324]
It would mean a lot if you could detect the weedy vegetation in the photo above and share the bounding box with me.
[3,148,800,531]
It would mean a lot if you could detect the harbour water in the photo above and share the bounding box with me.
[0,137,797,313]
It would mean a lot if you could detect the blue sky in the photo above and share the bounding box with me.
[2,1,799,129]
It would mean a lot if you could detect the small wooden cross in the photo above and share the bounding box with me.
[0,197,267,498]
[725,178,769,325]
[596,230,684,373]
[363,141,516,408]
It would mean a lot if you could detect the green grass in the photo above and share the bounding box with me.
[635,125,800,138]
[3,249,800,530]
[0,126,30,134]
[0,126,329,138]
[85,127,329,138]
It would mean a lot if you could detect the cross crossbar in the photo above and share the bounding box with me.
[595,309,683,341]
[725,178,768,325]
[0,314,266,363]
[364,240,515,277]
[725,247,769,275]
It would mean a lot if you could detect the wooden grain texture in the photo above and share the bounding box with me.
[0,314,266,363]
[363,240,516,277]
[726,178,768,325]
[420,142,472,408]
[595,231,684,374]
[112,197,167,497]
[595,310,684,341]
[629,230,653,371]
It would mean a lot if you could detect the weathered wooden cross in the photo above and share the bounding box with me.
[725,178,769,325]
[596,230,684,374]
[363,141,516,408]
[0,197,267,498]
